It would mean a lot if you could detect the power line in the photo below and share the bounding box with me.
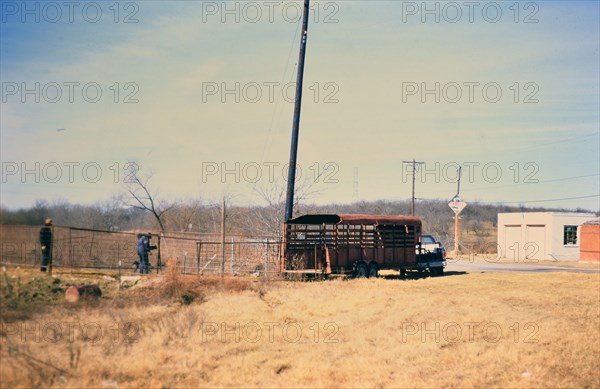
[506,131,599,154]
[541,173,600,184]
[415,172,599,195]
[459,173,600,193]
[412,194,599,206]
[529,132,599,149]
[489,194,599,204]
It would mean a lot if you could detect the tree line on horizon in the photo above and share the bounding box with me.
[2,170,596,245]
[1,196,594,245]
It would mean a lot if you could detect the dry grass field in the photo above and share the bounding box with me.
[1,266,599,388]
[450,255,600,269]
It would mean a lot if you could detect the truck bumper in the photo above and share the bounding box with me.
[416,261,446,269]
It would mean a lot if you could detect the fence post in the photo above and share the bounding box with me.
[157,235,162,274]
[220,196,225,277]
[264,239,269,274]
[88,229,95,264]
[231,238,235,275]
[197,241,202,275]
[116,241,120,270]
[68,228,73,269]
[48,225,54,275]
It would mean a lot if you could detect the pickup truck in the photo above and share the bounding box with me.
[420,234,447,259]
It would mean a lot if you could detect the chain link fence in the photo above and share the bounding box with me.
[0,224,281,276]
[190,240,281,276]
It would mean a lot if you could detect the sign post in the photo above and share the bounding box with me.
[448,195,467,255]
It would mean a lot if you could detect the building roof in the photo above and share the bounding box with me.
[583,218,600,225]
[497,212,596,217]
[287,214,421,226]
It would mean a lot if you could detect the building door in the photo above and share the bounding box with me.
[525,225,546,260]
[504,225,521,260]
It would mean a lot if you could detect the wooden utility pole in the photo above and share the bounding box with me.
[454,214,460,255]
[454,167,462,254]
[448,167,466,256]
[403,159,424,216]
[455,166,462,197]
[284,0,311,222]
[220,196,226,277]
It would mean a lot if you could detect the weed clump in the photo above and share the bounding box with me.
[132,260,266,305]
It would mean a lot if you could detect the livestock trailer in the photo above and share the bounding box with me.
[281,214,445,277]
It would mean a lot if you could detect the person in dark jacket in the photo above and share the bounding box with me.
[136,233,156,274]
[39,218,53,272]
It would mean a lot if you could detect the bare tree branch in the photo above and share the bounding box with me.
[123,167,176,235]
[249,177,321,237]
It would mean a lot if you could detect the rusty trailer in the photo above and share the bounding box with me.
[281,214,444,277]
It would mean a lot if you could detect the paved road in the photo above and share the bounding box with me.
[446,260,600,274]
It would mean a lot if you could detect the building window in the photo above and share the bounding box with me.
[563,226,578,245]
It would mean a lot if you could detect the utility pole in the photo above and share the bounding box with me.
[454,167,462,254]
[455,166,462,197]
[454,213,459,255]
[403,159,424,216]
[284,0,310,222]
[448,166,466,256]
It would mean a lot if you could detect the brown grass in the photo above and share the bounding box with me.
[1,267,599,388]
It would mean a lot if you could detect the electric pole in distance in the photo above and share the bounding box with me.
[403,159,424,216]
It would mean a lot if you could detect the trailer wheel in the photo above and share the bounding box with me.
[354,262,368,278]
[430,267,444,277]
[400,269,407,277]
[367,263,378,278]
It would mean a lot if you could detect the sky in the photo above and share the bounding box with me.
[1,0,599,211]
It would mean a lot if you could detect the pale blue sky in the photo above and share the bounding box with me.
[1,1,599,210]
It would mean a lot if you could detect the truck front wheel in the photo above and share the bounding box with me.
[430,267,444,277]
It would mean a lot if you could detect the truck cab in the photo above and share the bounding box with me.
[419,234,447,259]
[416,234,446,276]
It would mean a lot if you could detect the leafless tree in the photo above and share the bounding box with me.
[250,178,320,237]
[48,199,105,229]
[201,194,238,234]
[165,199,206,233]
[96,194,128,230]
[124,171,175,236]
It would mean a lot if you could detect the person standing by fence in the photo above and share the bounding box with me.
[136,233,156,274]
[39,218,53,272]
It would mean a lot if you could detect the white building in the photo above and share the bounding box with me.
[497,212,596,261]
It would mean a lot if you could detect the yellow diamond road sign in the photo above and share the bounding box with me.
[448,196,467,215]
